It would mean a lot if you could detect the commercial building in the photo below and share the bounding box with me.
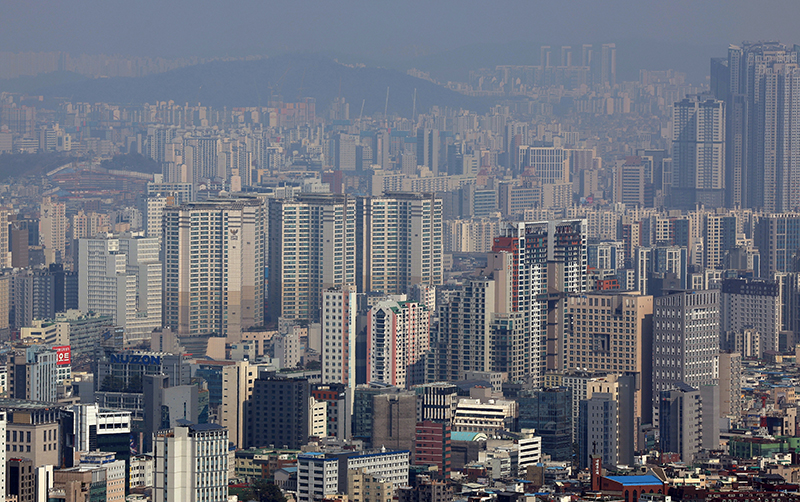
[220,361,256,448]
[8,346,58,402]
[297,449,409,502]
[0,399,62,468]
[94,350,191,421]
[244,374,311,450]
[517,388,572,461]
[652,290,719,420]
[153,423,229,502]
[579,393,617,469]
[412,421,451,477]
[163,197,265,338]
[659,383,702,464]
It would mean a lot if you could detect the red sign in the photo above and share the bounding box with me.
[54,346,71,366]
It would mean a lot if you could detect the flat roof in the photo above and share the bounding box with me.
[605,475,664,486]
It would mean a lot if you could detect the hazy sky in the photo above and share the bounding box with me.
[2,0,799,62]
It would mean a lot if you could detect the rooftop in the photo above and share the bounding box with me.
[605,475,665,487]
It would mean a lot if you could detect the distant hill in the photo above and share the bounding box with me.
[31,54,491,116]
[0,71,89,94]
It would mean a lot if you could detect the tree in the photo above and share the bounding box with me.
[250,480,286,502]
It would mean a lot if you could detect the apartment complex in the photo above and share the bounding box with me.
[163,197,265,338]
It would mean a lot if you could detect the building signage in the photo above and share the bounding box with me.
[109,354,162,365]
[54,346,71,365]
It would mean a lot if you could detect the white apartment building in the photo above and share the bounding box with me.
[268,194,356,323]
[163,198,265,339]
[321,285,357,386]
[358,193,443,296]
[78,235,162,340]
[153,423,229,502]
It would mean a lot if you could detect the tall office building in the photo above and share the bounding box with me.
[714,42,800,211]
[599,43,616,87]
[153,423,228,502]
[672,95,725,208]
[367,298,430,388]
[78,235,162,339]
[652,290,719,420]
[269,194,356,323]
[333,133,357,171]
[244,374,311,450]
[358,193,443,296]
[163,198,265,339]
[563,293,653,429]
[517,388,572,461]
[659,383,702,463]
[39,197,66,262]
[322,285,357,386]
[578,393,617,469]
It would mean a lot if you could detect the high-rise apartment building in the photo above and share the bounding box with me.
[652,290,719,419]
[492,219,588,384]
[220,361,256,448]
[321,285,357,386]
[163,198,265,338]
[153,423,229,502]
[78,235,162,339]
[714,42,800,211]
[672,95,725,208]
[721,278,782,353]
[367,298,430,388]
[269,194,356,323]
[39,197,66,262]
[754,214,800,276]
[358,193,443,296]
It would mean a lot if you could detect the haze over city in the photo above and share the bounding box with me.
[3,4,800,502]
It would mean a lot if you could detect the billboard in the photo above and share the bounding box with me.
[54,345,71,366]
